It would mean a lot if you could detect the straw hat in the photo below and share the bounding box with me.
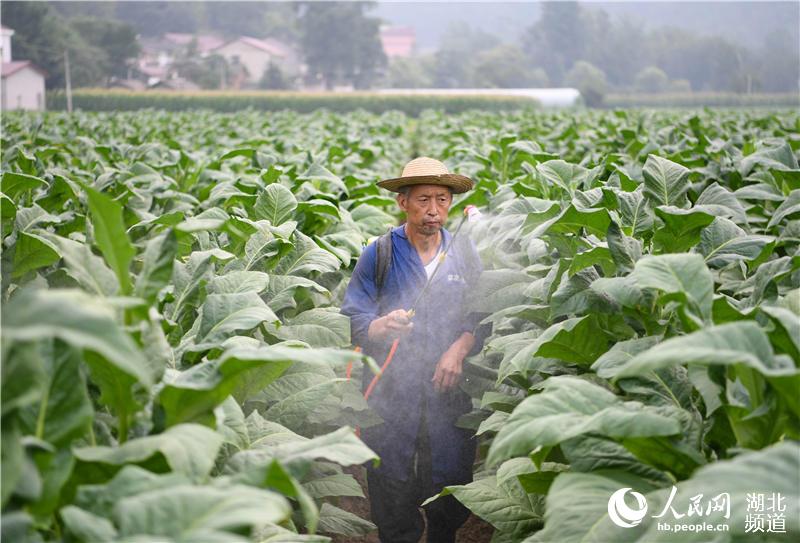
[377,156,474,194]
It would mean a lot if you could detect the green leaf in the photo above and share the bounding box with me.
[265,308,350,348]
[254,183,298,225]
[3,289,152,387]
[653,206,715,253]
[40,233,120,295]
[84,185,136,294]
[642,154,690,207]
[12,232,59,278]
[631,253,713,325]
[260,460,319,534]
[18,341,93,446]
[767,189,800,228]
[134,230,177,303]
[60,506,118,542]
[526,470,660,543]
[487,376,681,467]
[207,271,270,295]
[616,187,654,237]
[317,503,375,537]
[697,217,773,268]
[158,347,294,426]
[694,182,747,223]
[430,475,543,538]
[244,426,377,471]
[632,441,800,542]
[114,484,290,540]
[303,473,364,499]
[73,424,224,481]
[273,231,340,276]
[1,171,47,200]
[166,249,235,323]
[194,291,279,347]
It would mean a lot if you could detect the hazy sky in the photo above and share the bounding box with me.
[372,1,800,51]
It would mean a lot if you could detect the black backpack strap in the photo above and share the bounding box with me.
[374,226,394,293]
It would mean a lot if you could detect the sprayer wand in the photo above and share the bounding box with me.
[407,204,481,317]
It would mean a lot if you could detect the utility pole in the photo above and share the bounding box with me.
[64,49,73,113]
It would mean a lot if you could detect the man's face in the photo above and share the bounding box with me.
[397,184,453,237]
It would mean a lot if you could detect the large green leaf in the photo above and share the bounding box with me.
[134,230,177,303]
[265,308,350,348]
[631,253,713,325]
[2,289,152,387]
[525,470,661,543]
[12,231,59,278]
[1,171,47,200]
[40,233,120,296]
[254,183,298,225]
[652,206,715,253]
[84,185,136,294]
[642,154,690,207]
[193,291,279,347]
[114,484,290,541]
[430,475,543,538]
[18,341,93,446]
[158,347,297,426]
[272,231,340,276]
[532,441,800,543]
[317,503,375,537]
[73,423,223,481]
[696,217,773,268]
[487,376,682,467]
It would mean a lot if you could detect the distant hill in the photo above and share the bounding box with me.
[373,0,799,51]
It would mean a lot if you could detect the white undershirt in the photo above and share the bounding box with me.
[424,247,444,278]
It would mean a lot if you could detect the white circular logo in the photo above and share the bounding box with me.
[607,487,648,528]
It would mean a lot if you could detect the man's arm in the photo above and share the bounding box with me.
[340,243,380,348]
[341,243,413,348]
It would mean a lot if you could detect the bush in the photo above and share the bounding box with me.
[634,66,669,93]
[564,60,607,107]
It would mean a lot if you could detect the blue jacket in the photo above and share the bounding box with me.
[340,223,485,486]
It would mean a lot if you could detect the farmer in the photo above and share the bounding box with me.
[341,157,488,543]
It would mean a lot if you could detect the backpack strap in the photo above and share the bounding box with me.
[374,226,394,293]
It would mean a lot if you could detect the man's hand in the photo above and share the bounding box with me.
[432,332,475,393]
[367,309,413,342]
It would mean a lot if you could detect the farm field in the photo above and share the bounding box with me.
[2,107,799,543]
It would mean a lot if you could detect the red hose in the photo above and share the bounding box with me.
[364,338,400,400]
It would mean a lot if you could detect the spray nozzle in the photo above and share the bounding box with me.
[464,205,483,222]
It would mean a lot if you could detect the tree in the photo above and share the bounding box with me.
[69,17,140,81]
[564,60,607,107]
[472,44,549,88]
[433,21,499,88]
[385,56,435,88]
[259,61,293,90]
[634,66,669,93]
[522,1,586,85]
[2,1,106,89]
[298,1,387,89]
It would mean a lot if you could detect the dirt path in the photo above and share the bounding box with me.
[331,466,494,543]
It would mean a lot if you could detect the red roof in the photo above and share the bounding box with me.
[1,61,46,78]
[380,26,416,58]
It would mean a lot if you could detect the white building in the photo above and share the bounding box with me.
[1,26,46,111]
[376,88,582,108]
[211,36,302,87]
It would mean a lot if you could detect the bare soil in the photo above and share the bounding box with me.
[331,466,494,543]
